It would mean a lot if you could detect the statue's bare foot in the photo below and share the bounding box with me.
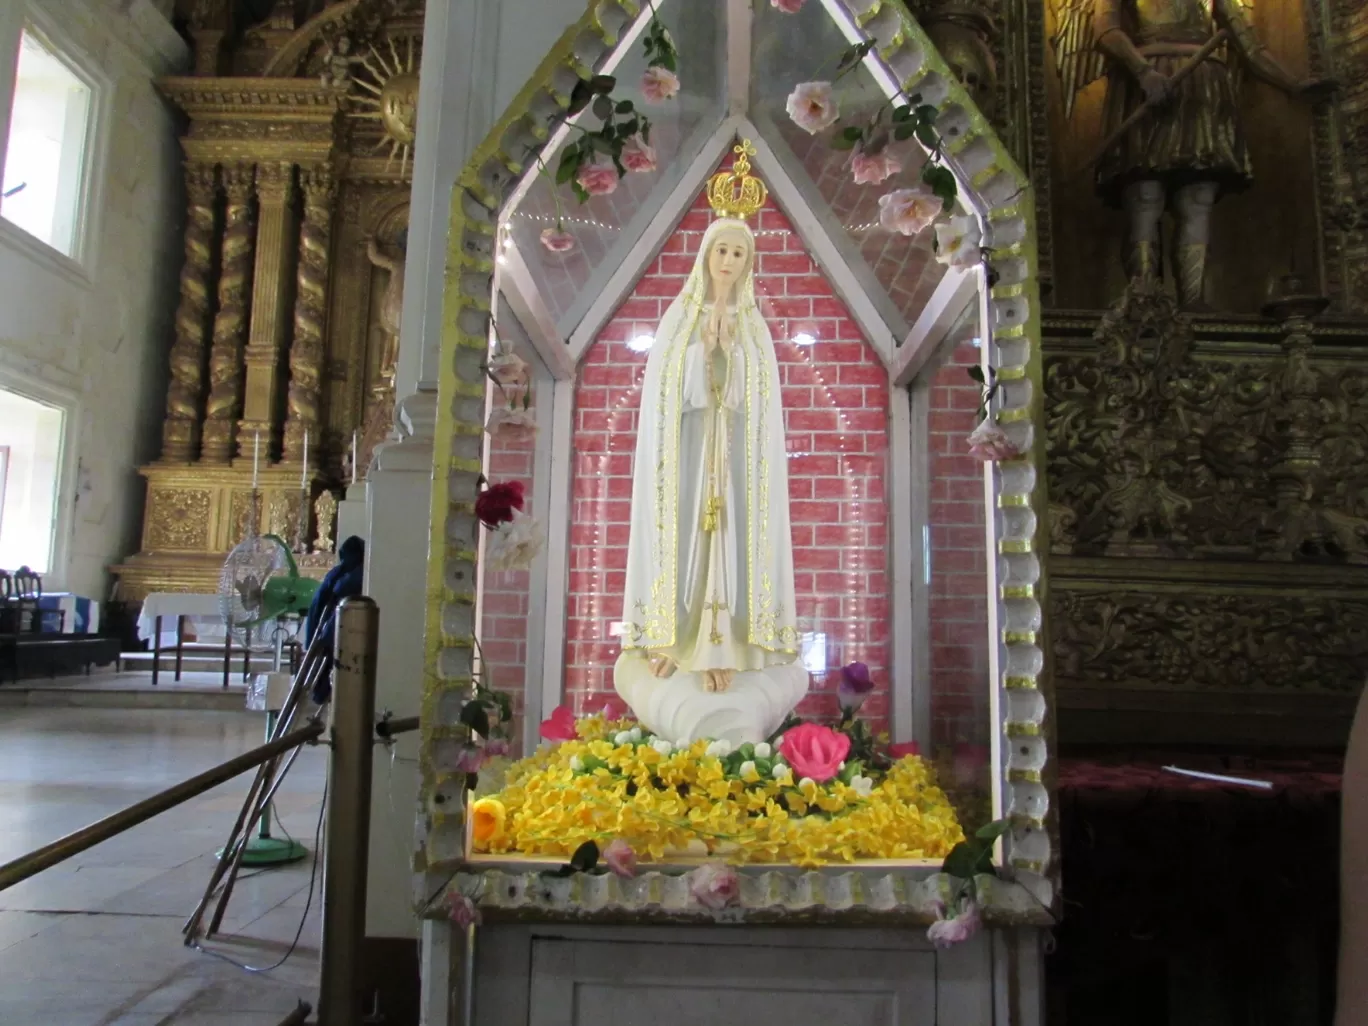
[702,669,735,693]
[649,655,678,679]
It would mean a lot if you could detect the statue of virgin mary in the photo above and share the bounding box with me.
[614,144,808,744]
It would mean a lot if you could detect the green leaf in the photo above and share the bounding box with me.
[830,133,858,151]
[841,125,864,141]
[616,99,635,114]
[572,182,589,203]
[915,104,939,124]
[640,121,652,144]
[555,150,578,184]
[837,39,876,74]
[975,818,1012,843]
[967,366,985,383]
[922,163,958,209]
[494,690,513,725]
[459,701,490,737]
[893,123,917,141]
[592,95,614,121]
[570,840,601,872]
[568,79,593,116]
[942,839,985,880]
[589,74,616,94]
[892,104,914,122]
[915,123,939,149]
[466,772,478,790]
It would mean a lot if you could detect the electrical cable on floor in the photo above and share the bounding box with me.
[191,770,328,975]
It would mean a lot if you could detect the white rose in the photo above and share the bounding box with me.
[933,213,984,270]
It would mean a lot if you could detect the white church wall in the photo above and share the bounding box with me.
[0,0,187,596]
[365,0,589,942]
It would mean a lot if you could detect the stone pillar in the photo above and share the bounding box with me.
[237,161,298,460]
[201,165,256,464]
[159,163,218,462]
[284,166,334,462]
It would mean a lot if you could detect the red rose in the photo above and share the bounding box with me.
[475,480,525,529]
[887,741,921,761]
[539,704,578,742]
[777,722,851,783]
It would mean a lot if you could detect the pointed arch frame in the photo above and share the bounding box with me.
[419,0,1054,916]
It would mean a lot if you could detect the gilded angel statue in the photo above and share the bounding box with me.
[1051,0,1333,308]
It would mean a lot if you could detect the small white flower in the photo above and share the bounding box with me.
[676,739,692,750]
[839,761,846,770]
[650,739,674,756]
[739,760,759,782]
[705,739,733,759]
[772,763,792,781]
[753,742,772,759]
[850,774,874,798]
[569,755,584,772]
[798,777,816,790]
[614,730,634,746]
[628,727,643,742]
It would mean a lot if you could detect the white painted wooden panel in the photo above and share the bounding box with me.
[525,937,935,1026]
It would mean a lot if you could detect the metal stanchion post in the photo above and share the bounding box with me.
[318,597,379,1026]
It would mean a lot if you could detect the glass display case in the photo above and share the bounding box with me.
[427,0,1050,911]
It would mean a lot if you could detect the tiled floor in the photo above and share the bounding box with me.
[0,707,325,1025]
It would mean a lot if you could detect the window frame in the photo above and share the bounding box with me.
[0,5,110,282]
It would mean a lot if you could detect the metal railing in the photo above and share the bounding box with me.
[0,596,390,1026]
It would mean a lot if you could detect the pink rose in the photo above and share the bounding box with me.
[851,149,901,186]
[777,722,851,783]
[540,227,576,253]
[621,134,658,173]
[771,0,805,10]
[539,704,578,742]
[785,81,840,135]
[878,185,940,236]
[967,420,1022,462]
[486,405,538,445]
[487,349,528,388]
[688,862,740,910]
[576,161,619,197]
[601,698,631,721]
[641,66,680,103]
[448,892,482,929]
[452,744,485,774]
[887,741,921,760]
[927,900,981,949]
[486,737,511,758]
[603,838,638,878]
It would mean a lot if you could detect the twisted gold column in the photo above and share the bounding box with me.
[201,166,256,464]
[160,164,218,462]
[283,167,335,462]
[236,162,298,459]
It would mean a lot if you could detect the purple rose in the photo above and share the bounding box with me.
[838,661,875,712]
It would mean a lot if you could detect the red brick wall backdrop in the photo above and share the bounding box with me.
[481,390,535,754]
[927,342,993,752]
[564,187,894,731]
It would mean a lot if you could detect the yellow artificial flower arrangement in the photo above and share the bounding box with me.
[469,715,966,867]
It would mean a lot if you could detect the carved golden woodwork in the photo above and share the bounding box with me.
[119,3,420,600]
[201,166,256,463]
[1044,281,1368,745]
[160,165,218,461]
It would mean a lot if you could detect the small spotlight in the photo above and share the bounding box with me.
[628,334,655,353]
[792,332,817,346]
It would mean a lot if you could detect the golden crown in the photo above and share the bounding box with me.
[707,140,768,220]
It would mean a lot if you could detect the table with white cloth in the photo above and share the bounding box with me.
[136,593,239,688]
